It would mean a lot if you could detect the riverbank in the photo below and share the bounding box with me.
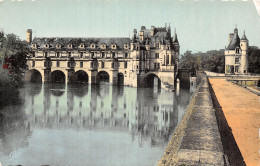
[158,76,226,165]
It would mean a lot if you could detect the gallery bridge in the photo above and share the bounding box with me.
[25,24,180,88]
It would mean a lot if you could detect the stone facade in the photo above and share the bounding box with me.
[25,24,179,88]
[225,27,248,75]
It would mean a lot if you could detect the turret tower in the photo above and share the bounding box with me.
[240,30,248,74]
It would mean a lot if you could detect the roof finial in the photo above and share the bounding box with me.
[235,24,237,29]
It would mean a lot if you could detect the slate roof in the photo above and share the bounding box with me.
[226,32,240,50]
[241,31,248,41]
[31,37,131,50]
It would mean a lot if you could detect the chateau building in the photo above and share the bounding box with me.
[25,24,179,88]
[225,27,248,75]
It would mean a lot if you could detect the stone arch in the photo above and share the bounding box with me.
[117,72,124,86]
[50,70,66,83]
[75,70,89,83]
[142,73,161,88]
[96,71,110,84]
[25,69,42,83]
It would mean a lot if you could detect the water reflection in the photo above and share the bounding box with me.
[0,83,192,166]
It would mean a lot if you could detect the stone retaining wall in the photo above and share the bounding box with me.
[158,76,228,166]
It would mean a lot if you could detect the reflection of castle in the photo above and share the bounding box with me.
[23,84,190,147]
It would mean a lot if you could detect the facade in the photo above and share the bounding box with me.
[225,27,249,75]
[25,24,179,88]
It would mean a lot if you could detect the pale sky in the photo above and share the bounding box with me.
[0,0,260,54]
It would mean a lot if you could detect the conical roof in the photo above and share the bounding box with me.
[226,30,240,50]
[241,30,248,41]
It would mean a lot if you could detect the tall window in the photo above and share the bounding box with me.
[154,63,157,69]
[112,52,115,58]
[80,52,83,58]
[235,66,238,73]
[80,62,83,68]
[235,58,239,64]
[101,62,104,68]
[125,53,128,58]
[102,52,105,58]
[68,52,71,57]
[32,61,35,67]
[235,48,240,54]
[155,43,159,48]
[155,53,159,59]
[158,63,160,69]
[91,62,94,68]
[56,52,60,58]
[112,62,114,68]
[56,61,60,67]
[166,55,169,65]
[32,52,35,57]
[124,62,127,68]
[91,52,94,58]
[44,52,48,57]
[67,62,71,67]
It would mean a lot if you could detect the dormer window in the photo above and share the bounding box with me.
[68,44,73,49]
[100,44,106,49]
[79,43,85,49]
[111,44,117,49]
[91,43,96,49]
[124,44,129,49]
[56,44,61,49]
[32,44,37,49]
[155,42,160,48]
[44,44,49,48]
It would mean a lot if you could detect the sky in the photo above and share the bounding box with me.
[0,0,260,54]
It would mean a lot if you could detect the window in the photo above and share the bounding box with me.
[56,61,60,67]
[32,52,35,57]
[166,55,169,64]
[235,66,238,73]
[154,63,156,69]
[137,65,139,69]
[101,62,104,68]
[32,61,35,67]
[112,52,115,58]
[80,62,83,68]
[68,52,71,57]
[44,61,47,67]
[56,52,60,58]
[158,63,160,69]
[80,52,83,58]
[91,62,94,68]
[67,62,71,67]
[155,43,159,48]
[112,62,114,68]
[235,48,240,54]
[155,53,159,59]
[91,52,94,58]
[125,53,128,58]
[124,62,127,68]
[44,52,48,57]
[102,52,105,58]
[235,58,239,64]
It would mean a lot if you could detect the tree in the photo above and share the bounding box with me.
[179,49,225,75]
[0,32,29,75]
[248,46,260,74]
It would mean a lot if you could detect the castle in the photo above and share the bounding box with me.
[25,24,179,88]
[225,27,249,75]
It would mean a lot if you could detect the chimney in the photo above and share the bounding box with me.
[26,29,32,43]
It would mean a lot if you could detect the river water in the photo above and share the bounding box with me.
[0,83,194,166]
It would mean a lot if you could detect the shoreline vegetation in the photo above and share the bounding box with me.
[0,31,28,109]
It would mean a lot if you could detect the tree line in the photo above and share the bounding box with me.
[0,31,28,107]
[179,46,260,76]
